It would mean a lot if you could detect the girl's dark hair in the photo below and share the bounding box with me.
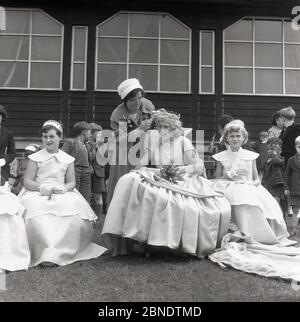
[218,114,233,130]
[41,124,63,138]
[271,111,281,126]
[122,88,144,103]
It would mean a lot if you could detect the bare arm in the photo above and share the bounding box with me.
[252,160,261,186]
[23,159,39,191]
[64,162,76,191]
[175,149,206,176]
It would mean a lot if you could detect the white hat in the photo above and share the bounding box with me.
[117,78,143,100]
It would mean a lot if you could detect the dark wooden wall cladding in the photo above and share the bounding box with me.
[0,90,62,137]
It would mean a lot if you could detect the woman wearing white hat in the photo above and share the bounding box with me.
[106,78,155,207]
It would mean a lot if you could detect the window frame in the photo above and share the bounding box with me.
[95,11,192,94]
[199,30,215,94]
[70,25,88,91]
[0,7,64,90]
[223,16,300,97]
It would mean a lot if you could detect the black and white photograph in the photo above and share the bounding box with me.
[1,0,300,308]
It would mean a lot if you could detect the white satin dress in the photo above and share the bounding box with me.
[212,148,290,244]
[19,149,106,267]
[0,186,30,271]
[102,134,231,257]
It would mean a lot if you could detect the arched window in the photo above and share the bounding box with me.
[96,12,191,93]
[0,8,63,89]
[224,17,300,96]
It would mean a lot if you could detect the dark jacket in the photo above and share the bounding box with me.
[61,138,93,168]
[262,156,287,192]
[252,141,268,173]
[286,155,300,197]
[87,142,105,178]
[0,126,16,182]
[280,123,300,164]
[110,98,155,138]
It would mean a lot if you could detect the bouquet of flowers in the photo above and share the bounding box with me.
[159,165,183,184]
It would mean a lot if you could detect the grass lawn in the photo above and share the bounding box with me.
[1,218,300,302]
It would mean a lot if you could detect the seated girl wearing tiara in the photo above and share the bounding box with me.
[19,120,106,267]
[212,120,292,245]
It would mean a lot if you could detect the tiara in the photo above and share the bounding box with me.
[43,120,63,133]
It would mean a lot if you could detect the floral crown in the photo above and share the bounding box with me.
[151,108,182,130]
[42,120,63,134]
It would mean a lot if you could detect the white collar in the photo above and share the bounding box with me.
[213,147,259,161]
[29,148,74,164]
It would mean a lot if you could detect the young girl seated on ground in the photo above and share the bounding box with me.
[212,120,293,245]
[19,120,106,267]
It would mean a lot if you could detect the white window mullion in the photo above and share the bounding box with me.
[158,15,161,91]
[84,27,88,90]
[95,24,99,90]
[252,18,255,95]
[27,9,33,89]
[126,12,130,79]
[70,26,75,90]
[199,31,202,94]
[212,31,215,94]
[282,19,286,95]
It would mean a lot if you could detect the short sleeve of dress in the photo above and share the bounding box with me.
[182,136,195,152]
[212,151,228,162]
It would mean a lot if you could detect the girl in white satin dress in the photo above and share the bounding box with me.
[212,120,291,245]
[19,120,106,267]
[102,109,231,257]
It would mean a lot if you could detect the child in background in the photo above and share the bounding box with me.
[61,121,92,202]
[279,107,300,166]
[252,131,269,178]
[268,111,284,139]
[279,107,300,216]
[88,123,106,222]
[285,136,300,236]
[261,137,287,206]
